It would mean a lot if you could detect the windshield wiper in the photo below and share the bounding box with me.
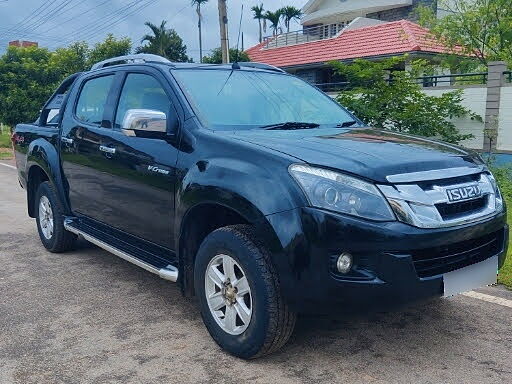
[337,120,358,128]
[262,122,320,130]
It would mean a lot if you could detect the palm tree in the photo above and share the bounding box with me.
[192,0,209,63]
[264,10,282,36]
[137,20,190,62]
[279,6,303,33]
[251,4,265,43]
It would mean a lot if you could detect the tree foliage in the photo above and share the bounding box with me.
[0,34,132,126]
[331,57,480,144]
[86,34,132,67]
[136,20,190,62]
[418,0,512,66]
[202,48,250,64]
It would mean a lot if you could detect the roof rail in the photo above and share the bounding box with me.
[237,62,285,73]
[91,54,171,70]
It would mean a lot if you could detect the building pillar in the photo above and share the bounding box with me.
[484,61,507,151]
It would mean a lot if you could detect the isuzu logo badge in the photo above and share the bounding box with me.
[446,184,481,203]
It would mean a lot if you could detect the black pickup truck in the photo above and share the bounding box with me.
[13,54,508,359]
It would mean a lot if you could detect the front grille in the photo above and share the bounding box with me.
[378,171,497,229]
[436,196,488,220]
[410,230,503,278]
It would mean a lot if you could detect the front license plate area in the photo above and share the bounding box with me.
[443,255,498,297]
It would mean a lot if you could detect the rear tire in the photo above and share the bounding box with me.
[194,224,296,359]
[35,181,77,253]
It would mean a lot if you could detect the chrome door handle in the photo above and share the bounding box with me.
[61,137,73,144]
[99,145,116,154]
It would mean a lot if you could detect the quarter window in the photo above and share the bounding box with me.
[75,75,114,125]
[115,73,172,129]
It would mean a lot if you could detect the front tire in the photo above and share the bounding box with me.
[35,181,77,253]
[194,225,296,359]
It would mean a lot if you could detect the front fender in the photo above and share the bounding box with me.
[26,138,70,215]
[175,156,304,237]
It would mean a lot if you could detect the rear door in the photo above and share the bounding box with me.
[60,72,117,224]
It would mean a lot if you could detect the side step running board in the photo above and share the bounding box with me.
[64,220,179,282]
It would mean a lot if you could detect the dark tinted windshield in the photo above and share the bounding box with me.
[172,69,354,130]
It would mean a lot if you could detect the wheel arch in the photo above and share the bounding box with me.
[177,200,281,296]
[26,138,70,218]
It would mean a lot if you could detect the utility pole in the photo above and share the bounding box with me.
[218,0,230,63]
[198,6,203,63]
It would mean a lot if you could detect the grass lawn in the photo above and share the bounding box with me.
[0,128,14,160]
[0,127,11,148]
[498,204,512,289]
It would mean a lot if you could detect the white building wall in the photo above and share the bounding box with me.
[497,86,512,151]
[422,87,486,150]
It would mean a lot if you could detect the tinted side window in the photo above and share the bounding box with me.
[75,75,114,125]
[114,73,172,129]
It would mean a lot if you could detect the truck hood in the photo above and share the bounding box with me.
[225,128,483,183]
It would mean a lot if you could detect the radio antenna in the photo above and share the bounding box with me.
[232,4,244,69]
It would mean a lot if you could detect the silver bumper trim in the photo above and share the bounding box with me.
[386,166,485,183]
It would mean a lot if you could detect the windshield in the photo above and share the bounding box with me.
[172,69,355,130]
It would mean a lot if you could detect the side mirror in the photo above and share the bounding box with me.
[122,109,167,136]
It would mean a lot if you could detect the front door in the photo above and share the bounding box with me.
[92,71,180,249]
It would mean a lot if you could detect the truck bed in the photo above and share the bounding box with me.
[13,123,60,188]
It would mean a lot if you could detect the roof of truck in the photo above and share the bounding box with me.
[89,54,285,74]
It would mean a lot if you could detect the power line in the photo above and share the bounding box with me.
[62,0,165,46]
[80,0,161,43]
[60,0,144,43]
[43,0,157,49]
[39,0,112,35]
[0,0,55,38]
[21,0,79,33]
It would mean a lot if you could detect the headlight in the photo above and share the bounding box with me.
[289,164,396,221]
[487,172,504,212]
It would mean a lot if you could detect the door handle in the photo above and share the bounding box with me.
[99,145,116,155]
[61,137,73,144]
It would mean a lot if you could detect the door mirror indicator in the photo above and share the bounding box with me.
[122,109,167,136]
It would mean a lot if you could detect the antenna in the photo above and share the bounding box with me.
[232,4,244,69]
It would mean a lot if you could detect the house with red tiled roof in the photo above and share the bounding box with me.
[246,17,459,88]
[246,0,459,89]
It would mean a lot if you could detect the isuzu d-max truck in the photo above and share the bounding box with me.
[13,54,508,359]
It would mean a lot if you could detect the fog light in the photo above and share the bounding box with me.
[336,252,353,274]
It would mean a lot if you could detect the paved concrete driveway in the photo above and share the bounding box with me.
[1,162,511,384]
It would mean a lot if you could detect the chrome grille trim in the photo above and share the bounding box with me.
[378,172,499,229]
[386,166,485,183]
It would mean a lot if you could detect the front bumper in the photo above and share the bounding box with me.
[265,207,508,313]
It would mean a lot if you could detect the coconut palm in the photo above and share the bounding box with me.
[136,20,190,62]
[251,3,265,43]
[264,10,282,36]
[192,0,209,63]
[279,6,303,33]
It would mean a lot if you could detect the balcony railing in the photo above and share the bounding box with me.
[505,71,512,83]
[313,73,489,93]
[416,72,488,87]
[314,82,351,93]
[262,22,347,49]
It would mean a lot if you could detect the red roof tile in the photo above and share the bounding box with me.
[246,20,453,68]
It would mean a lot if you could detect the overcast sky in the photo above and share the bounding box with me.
[0,0,305,61]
